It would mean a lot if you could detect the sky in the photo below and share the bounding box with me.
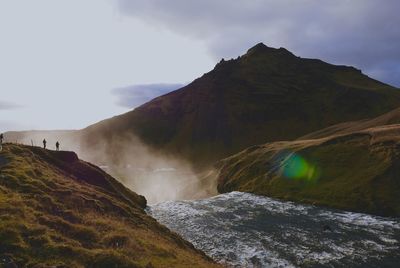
[0,0,399,132]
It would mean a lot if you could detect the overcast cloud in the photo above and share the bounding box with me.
[117,0,400,86]
[113,83,184,108]
[0,0,213,132]
[0,101,21,110]
[1,1,399,132]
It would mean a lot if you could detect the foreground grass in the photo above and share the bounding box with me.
[0,144,219,267]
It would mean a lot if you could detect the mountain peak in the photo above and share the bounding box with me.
[214,43,295,70]
[247,42,269,51]
[246,43,294,57]
[78,42,400,170]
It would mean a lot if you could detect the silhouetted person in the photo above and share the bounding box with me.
[0,133,3,151]
[56,141,60,151]
[43,139,47,149]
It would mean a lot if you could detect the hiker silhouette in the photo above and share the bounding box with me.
[56,141,60,151]
[43,139,47,149]
[0,133,3,151]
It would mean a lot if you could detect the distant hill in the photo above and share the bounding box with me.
[79,43,400,169]
[0,144,219,267]
[299,106,400,140]
[216,120,400,217]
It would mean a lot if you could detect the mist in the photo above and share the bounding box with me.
[6,130,218,204]
[80,132,218,204]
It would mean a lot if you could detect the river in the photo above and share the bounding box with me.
[147,191,400,268]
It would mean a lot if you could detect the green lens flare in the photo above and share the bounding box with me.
[281,153,319,181]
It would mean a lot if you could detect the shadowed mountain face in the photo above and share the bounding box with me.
[0,144,219,267]
[79,43,400,169]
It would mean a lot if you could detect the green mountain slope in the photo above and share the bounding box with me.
[216,123,400,217]
[299,106,400,140]
[0,144,219,267]
[79,43,400,169]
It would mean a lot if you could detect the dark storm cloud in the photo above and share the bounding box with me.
[0,100,21,110]
[117,0,400,86]
[112,83,184,108]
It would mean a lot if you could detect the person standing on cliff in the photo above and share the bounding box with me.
[43,139,47,149]
[0,133,3,151]
[56,141,60,151]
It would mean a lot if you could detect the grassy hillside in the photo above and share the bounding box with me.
[0,144,219,267]
[299,106,400,140]
[79,43,400,169]
[216,124,400,217]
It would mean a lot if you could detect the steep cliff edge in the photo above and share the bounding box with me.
[0,144,219,267]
